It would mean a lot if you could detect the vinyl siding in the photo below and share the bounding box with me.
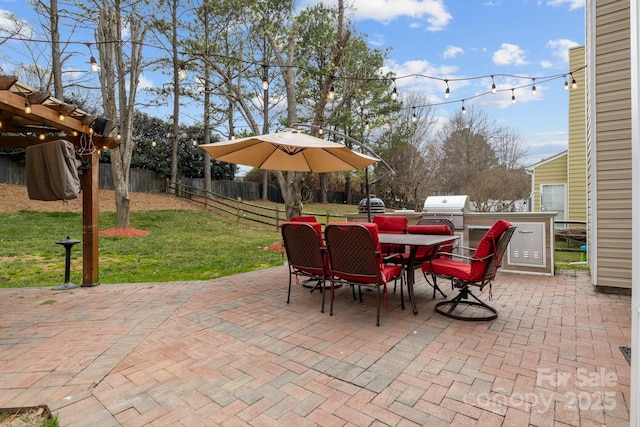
[568,47,587,223]
[531,155,567,211]
[591,0,632,289]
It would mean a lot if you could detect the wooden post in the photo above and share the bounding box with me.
[237,197,241,224]
[82,149,99,286]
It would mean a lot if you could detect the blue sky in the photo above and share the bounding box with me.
[299,0,585,165]
[1,0,585,166]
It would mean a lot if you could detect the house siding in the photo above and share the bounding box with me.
[531,155,567,212]
[588,0,632,290]
[568,46,587,223]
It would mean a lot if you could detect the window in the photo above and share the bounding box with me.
[540,183,567,227]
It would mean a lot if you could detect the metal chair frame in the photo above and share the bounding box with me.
[323,223,403,326]
[430,224,516,321]
[281,222,329,304]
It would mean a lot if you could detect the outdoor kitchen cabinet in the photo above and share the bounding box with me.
[464,212,555,276]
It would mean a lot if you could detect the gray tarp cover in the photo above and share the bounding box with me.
[26,139,81,201]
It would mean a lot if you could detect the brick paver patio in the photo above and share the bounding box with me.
[0,268,631,426]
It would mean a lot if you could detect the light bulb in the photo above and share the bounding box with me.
[262,78,269,91]
[24,102,31,114]
[151,141,156,147]
[328,85,335,100]
[39,132,45,140]
[391,87,397,101]
[365,120,370,131]
[90,56,99,72]
[59,112,65,121]
[445,86,450,99]
[178,64,187,80]
[491,76,497,94]
[412,113,417,123]
[461,105,466,114]
[531,85,536,95]
[572,77,578,89]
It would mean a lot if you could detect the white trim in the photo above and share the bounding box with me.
[586,0,598,284]
[525,150,568,171]
[629,0,639,424]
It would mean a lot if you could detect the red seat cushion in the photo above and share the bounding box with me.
[423,257,477,281]
[406,224,454,261]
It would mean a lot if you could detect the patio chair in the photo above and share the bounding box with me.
[411,218,456,298]
[323,222,404,326]
[396,218,456,299]
[281,221,330,304]
[372,215,408,256]
[422,219,516,321]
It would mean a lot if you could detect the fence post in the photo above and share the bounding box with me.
[275,204,280,231]
[237,197,241,224]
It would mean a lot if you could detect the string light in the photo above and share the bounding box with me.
[570,73,578,89]
[461,100,466,114]
[328,84,335,100]
[412,107,417,123]
[262,77,269,91]
[444,79,450,99]
[151,140,156,147]
[491,75,497,94]
[24,100,31,114]
[390,78,397,101]
[564,75,569,90]
[511,89,516,104]
[365,119,370,131]
[318,119,324,135]
[178,63,187,80]
[85,43,99,72]
[531,78,536,96]
[58,108,65,121]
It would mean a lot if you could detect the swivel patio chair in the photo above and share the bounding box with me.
[422,219,516,321]
[324,222,404,326]
[281,221,330,304]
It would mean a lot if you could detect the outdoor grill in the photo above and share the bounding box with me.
[358,195,386,214]
[422,195,469,230]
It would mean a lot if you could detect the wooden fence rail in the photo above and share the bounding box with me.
[167,181,348,230]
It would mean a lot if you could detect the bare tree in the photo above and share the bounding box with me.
[492,126,528,169]
[94,1,148,228]
[464,167,530,212]
[436,107,498,195]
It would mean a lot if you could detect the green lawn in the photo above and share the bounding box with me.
[0,206,588,288]
[0,210,285,288]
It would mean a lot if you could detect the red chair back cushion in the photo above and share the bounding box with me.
[471,219,512,278]
[289,215,318,223]
[372,215,408,233]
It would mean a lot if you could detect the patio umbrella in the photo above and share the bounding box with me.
[199,129,379,173]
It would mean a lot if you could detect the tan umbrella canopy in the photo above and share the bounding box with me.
[199,129,379,172]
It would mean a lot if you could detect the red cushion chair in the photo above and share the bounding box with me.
[323,222,404,326]
[372,215,408,256]
[421,219,516,321]
[281,222,330,304]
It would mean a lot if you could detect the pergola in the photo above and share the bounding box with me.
[0,74,119,286]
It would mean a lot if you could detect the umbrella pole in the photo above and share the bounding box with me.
[365,167,371,222]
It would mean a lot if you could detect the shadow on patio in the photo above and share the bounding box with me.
[0,268,631,426]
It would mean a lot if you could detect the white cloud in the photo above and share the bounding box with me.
[493,43,528,66]
[540,60,554,68]
[138,74,154,90]
[443,45,463,59]
[547,38,580,64]
[546,0,584,11]
[297,0,452,31]
[0,9,33,39]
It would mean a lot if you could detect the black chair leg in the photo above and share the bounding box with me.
[434,286,498,321]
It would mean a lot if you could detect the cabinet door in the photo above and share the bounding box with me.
[508,222,546,267]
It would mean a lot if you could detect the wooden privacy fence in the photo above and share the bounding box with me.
[168,181,348,230]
